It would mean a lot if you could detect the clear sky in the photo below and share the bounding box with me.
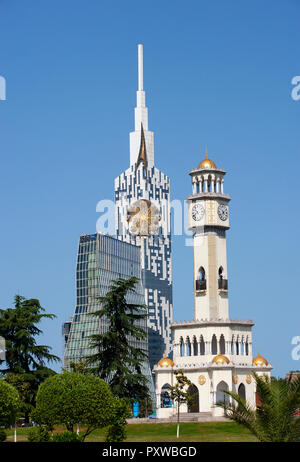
[0,0,299,378]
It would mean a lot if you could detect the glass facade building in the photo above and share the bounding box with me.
[63,232,155,400]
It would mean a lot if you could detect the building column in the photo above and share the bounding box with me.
[221,179,224,194]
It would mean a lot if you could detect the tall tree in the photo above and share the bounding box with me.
[170,370,192,439]
[0,295,59,422]
[86,277,150,403]
[217,372,300,442]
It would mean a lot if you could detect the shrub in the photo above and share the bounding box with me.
[32,372,115,441]
[0,429,6,442]
[105,398,131,442]
[0,379,20,427]
[27,426,51,442]
[52,431,81,442]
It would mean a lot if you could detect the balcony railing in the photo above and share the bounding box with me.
[218,278,228,290]
[196,280,206,291]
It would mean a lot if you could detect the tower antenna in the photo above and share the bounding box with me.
[138,44,143,91]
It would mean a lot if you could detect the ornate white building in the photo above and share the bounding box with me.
[114,45,173,370]
[154,153,272,418]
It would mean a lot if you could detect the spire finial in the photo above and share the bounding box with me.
[138,44,143,91]
[206,146,208,160]
[135,123,148,174]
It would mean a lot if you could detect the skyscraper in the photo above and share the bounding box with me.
[114,44,173,370]
[63,233,155,398]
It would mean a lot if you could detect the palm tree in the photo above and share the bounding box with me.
[217,372,300,442]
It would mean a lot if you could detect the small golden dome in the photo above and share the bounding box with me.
[198,150,216,169]
[157,354,174,368]
[212,354,230,365]
[253,353,268,367]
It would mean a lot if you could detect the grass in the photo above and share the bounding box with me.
[5,422,257,442]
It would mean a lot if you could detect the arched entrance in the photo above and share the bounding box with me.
[160,384,172,408]
[216,381,229,406]
[238,383,246,400]
[187,384,199,413]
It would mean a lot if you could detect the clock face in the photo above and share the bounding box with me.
[191,204,205,221]
[218,204,228,221]
[127,199,161,236]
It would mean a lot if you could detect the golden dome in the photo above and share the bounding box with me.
[212,354,230,365]
[157,354,174,368]
[198,151,216,169]
[253,353,268,367]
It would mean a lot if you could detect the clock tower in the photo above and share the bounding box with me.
[187,152,231,321]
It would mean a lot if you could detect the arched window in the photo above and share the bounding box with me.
[212,334,218,355]
[180,337,184,357]
[236,339,239,355]
[199,267,206,281]
[231,339,235,354]
[219,334,225,354]
[193,336,198,356]
[218,266,224,280]
[186,337,191,356]
[238,383,246,401]
[245,342,249,355]
[200,336,205,355]
[240,341,244,355]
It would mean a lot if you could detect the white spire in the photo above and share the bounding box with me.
[130,44,154,167]
[138,44,143,91]
[134,43,148,130]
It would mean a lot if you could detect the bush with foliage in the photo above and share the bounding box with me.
[0,378,20,427]
[105,398,131,442]
[27,426,51,442]
[31,372,116,441]
[52,431,81,442]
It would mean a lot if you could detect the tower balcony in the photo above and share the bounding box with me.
[218,278,228,291]
[195,280,206,292]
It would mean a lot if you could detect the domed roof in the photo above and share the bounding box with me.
[157,354,174,368]
[212,354,230,365]
[253,353,268,367]
[198,151,216,169]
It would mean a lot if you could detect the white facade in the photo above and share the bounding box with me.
[154,156,272,418]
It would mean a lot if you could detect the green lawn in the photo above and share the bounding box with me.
[5,422,257,442]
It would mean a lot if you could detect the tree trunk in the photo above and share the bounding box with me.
[177,403,180,439]
[14,422,17,442]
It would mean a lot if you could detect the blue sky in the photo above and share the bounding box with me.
[0,0,299,377]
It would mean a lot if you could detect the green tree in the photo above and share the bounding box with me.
[0,378,20,427]
[105,398,131,442]
[31,372,118,441]
[0,295,59,422]
[170,370,192,439]
[217,372,300,442]
[86,277,150,403]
